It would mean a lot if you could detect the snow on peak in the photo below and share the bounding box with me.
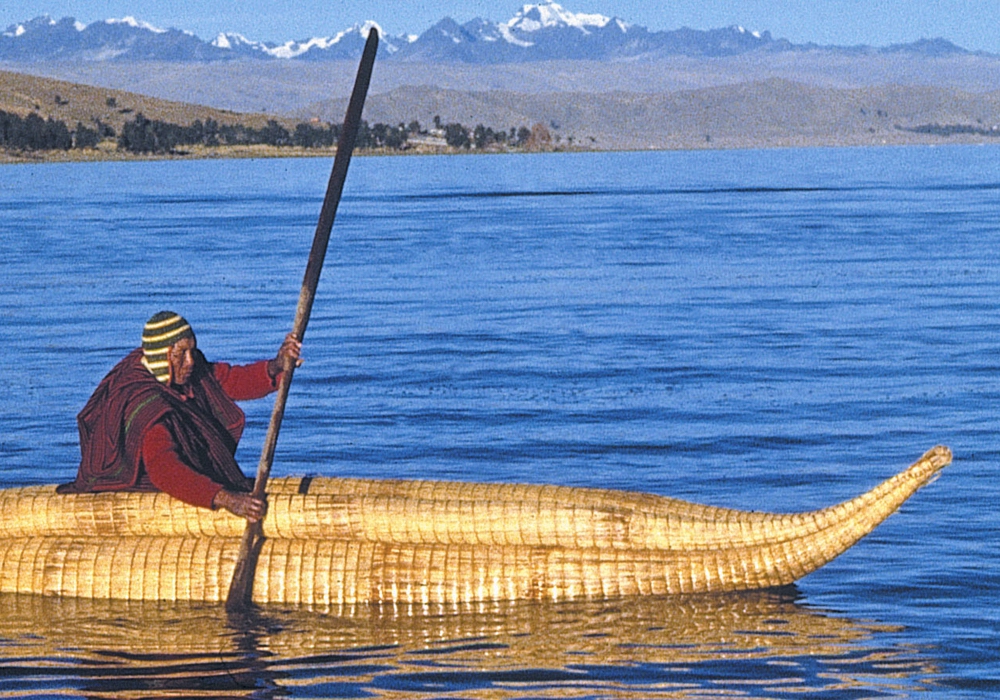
[734,25,762,39]
[211,20,397,57]
[268,36,331,59]
[358,20,401,50]
[4,15,47,36]
[105,16,166,33]
[506,1,611,34]
[4,15,88,37]
[260,22,370,58]
[359,20,382,38]
[212,32,259,49]
[498,23,534,47]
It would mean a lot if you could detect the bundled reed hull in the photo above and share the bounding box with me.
[0,446,950,604]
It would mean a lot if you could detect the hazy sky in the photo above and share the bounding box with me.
[3,1,999,54]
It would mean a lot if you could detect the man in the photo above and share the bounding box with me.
[58,311,301,522]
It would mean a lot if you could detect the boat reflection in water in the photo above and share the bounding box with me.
[1,589,936,698]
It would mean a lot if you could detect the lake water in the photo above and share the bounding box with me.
[1,146,998,697]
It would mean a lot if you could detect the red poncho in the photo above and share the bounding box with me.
[59,348,277,508]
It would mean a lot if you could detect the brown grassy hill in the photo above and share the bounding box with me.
[1,69,290,133]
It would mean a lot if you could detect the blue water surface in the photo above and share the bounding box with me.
[1,146,998,698]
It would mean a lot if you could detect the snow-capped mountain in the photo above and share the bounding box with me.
[505,1,623,36]
[0,15,231,61]
[0,1,973,64]
[211,21,402,60]
[0,14,408,62]
[378,2,777,63]
[392,3,636,61]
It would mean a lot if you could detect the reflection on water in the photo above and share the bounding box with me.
[0,590,936,698]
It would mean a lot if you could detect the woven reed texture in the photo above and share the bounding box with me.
[0,446,949,603]
[0,535,869,603]
[3,447,950,547]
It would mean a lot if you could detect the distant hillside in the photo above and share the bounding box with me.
[309,80,1000,150]
[8,50,1000,120]
[0,69,289,133]
[4,67,1000,157]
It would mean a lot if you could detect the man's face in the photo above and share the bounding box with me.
[168,337,197,386]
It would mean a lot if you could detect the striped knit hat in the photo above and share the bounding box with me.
[141,311,195,383]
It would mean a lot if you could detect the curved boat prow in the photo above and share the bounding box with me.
[723,445,953,591]
[820,444,951,534]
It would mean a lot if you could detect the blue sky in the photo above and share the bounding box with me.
[3,1,999,53]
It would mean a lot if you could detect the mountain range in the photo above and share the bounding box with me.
[0,1,979,64]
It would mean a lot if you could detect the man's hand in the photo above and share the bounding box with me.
[214,489,268,523]
[267,333,303,379]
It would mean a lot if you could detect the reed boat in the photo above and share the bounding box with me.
[0,446,950,605]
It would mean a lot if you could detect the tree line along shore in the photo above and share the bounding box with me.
[1,107,566,162]
[5,102,998,164]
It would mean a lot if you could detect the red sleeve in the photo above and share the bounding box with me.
[212,360,279,401]
[142,422,223,510]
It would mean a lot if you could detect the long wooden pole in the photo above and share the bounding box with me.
[226,28,379,612]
